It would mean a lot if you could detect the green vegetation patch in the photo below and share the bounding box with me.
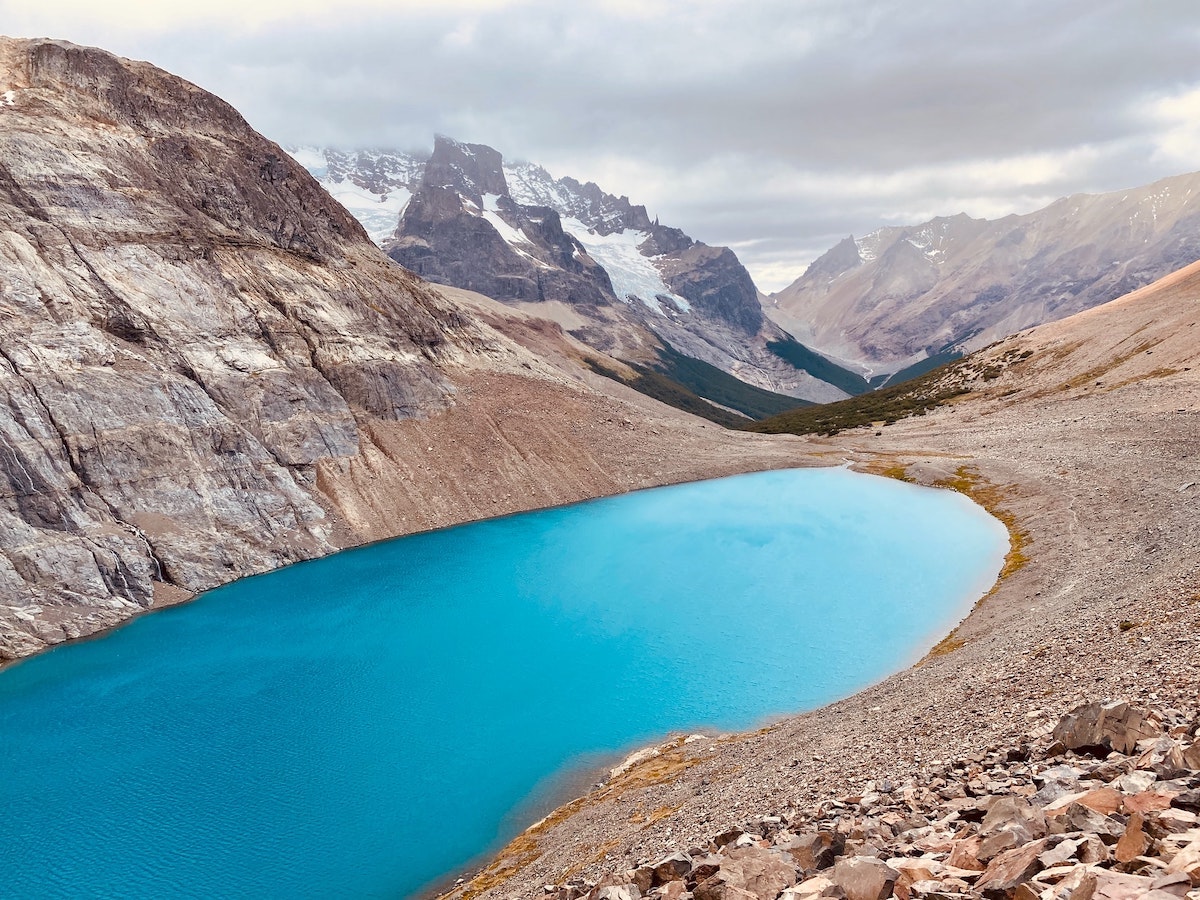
[877,350,964,388]
[583,356,749,428]
[652,342,811,420]
[766,335,871,396]
[744,359,970,436]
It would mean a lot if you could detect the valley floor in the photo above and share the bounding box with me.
[441,355,1200,896]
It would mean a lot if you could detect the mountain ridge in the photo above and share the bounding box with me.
[768,170,1200,370]
[293,139,860,407]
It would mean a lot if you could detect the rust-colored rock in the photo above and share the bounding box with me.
[974,839,1046,896]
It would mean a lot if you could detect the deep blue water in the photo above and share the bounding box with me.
[0,468,1006,898]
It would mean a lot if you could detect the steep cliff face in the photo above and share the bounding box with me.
[0,38,523,659]
[768,173,1200,369]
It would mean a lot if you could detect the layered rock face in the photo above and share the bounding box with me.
[297,140,852,405]
[768,173,1200,370]
[0,38,516,658]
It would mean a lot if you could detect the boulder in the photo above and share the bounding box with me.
[1135,737,1190,779]
[829,856,900,900]
[973,839,1046,897]
[1124,790,1177,814]
[1059,802,1124,840]
[593,886,642,900]
[890,859,943,900]
[978,797,1047,861]
[1165,838,1200,886]
[1171,790,1200,813]
[779,831,843,873]
[780,875,841,899]
[1183,741,1200,771]
[656,883,690,900]
[693,847,797,900]
[1052,702,1162,755]
[1090,869,1183,900]
[1113,810,1149,864]
[945,840,984,873]
[651,852,693,885]
[1038,837,1081,867]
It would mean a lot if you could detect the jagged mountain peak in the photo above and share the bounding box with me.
[426,135,508,204]
[296,136,865,405]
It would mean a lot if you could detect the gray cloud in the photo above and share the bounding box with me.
[7,0,1200,290]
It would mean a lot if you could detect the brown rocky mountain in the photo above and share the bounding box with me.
[0,37,820,660]
[767,171,1200,371]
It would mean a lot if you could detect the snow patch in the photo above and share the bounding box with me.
[561,218,690,314]
[471,194,550,268]
[479,193,533,247]
[855,234,880,262]
[505,162,573,210]
[326,183,411,243]
[1,90,15,107]
[286,146,328,178]
[287,147,425,244]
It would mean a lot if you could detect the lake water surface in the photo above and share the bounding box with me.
[0,467,1007,898]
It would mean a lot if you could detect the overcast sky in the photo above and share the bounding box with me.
[5,0,1200,291]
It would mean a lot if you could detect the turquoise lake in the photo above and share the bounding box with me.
[0,467,1007,898]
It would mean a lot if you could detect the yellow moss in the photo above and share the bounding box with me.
[926,633,966,657]
[917,467,1030,661]
[1105,367,1181,392]
[1060,339,1159,391]
[934,466,1029,584]
[859,459,913,482]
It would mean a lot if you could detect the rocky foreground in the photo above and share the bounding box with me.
[522,702,1200,900]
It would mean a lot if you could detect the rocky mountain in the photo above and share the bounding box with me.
[0,37,840,662]
[294,140,860,408]
[768,171,1200,371]
[0,37,513,657]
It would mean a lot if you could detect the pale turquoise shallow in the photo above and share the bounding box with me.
[0,467,1007,898]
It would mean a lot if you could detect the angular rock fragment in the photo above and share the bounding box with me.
[829,856,899,900]
[974,839,1046,896]
[1053,702,1162,756]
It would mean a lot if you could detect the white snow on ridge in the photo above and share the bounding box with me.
[855,234,880,262]
[479,193,533,246]
[2,90,15,106]
[285,147,419,244]
[561,218,690,315]
[504,162,573,211]
[327,182,411,243]
[474,194,550,268]
[286,146,328,178]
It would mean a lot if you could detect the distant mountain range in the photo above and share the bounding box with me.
[767,170,1200,371]
[290,140,864,412]
[294,144,1200,388]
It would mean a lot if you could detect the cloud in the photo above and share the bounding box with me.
[5,0,1200,291]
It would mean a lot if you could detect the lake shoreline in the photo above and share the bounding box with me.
[443,361,1200,896]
